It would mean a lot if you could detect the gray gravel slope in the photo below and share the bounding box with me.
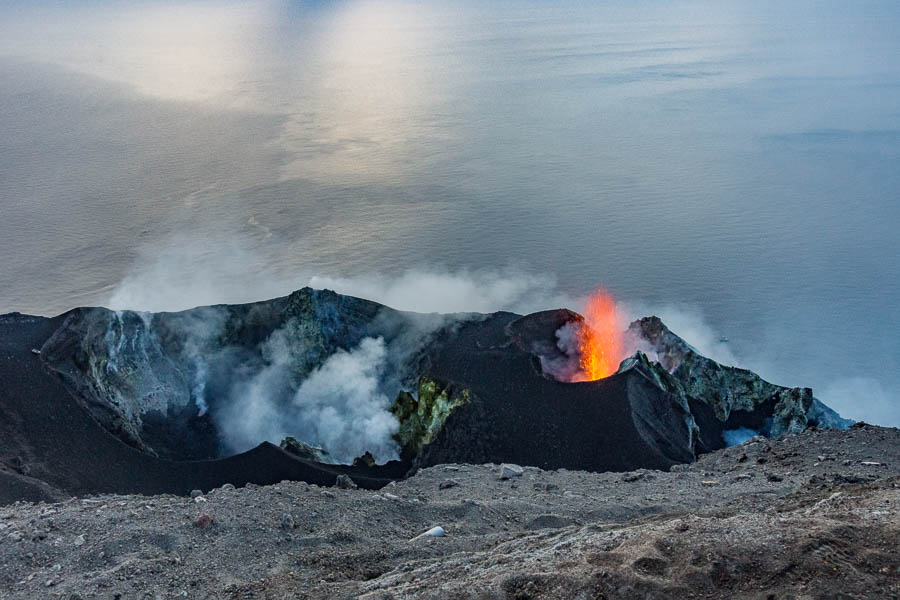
[1,425,898,599]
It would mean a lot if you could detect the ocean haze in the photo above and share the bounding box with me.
[0,0,898,425]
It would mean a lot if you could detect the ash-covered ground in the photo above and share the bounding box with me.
[1,424,898,599]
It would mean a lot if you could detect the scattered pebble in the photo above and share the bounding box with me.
[193,514,213,529]
[1,427,897,598]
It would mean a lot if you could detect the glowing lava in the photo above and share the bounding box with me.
[576,289,625,380]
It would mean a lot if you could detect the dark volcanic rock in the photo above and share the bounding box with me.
[0,311,407,504]
[38,288,411,460]
[407,311,699,472]
[626,316,852,450]
[0,289,852,502]
[280,437,333,464]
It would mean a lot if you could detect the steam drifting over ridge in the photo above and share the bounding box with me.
[99,239,898,443]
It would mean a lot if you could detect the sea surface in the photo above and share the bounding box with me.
[0,0,898,424]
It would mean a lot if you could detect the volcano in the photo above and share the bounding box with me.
[0,288,850,503]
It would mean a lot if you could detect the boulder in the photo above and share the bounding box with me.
[280,437,333,464]
[335,474,358,489]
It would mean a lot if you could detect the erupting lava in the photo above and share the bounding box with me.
[576,289,625,380]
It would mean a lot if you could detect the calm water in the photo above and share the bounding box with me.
[0,1,898,424]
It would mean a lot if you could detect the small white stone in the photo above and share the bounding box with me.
[410,526,445,541]
[498,464,524,480]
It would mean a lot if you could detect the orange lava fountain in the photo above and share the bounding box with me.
[576,289,625,380]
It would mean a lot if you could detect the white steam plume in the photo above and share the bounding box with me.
[290,337,399,462]
[216,335,399,463]
[214,325,309,456]
[619,301,739,367]
[309,268,575,315]
[818,377,898,427]
[108,236,575,316]
[107,236,303,313]
[539,321,585,382]
[107,235,898,439]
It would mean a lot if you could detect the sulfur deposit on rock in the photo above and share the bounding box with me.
[392,376,471,455]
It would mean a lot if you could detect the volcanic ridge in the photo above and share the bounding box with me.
[1,287,851,502]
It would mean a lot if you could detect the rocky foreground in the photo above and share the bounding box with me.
[1,424,898,599]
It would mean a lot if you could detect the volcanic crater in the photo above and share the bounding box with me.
[0,287,850,503]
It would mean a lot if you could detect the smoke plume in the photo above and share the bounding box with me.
[818,377,898,427]
[108,236,300,313]
[105,236,897,462]
[308,268,574,315]
[217,336,400,463]
[108,237,575,316]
